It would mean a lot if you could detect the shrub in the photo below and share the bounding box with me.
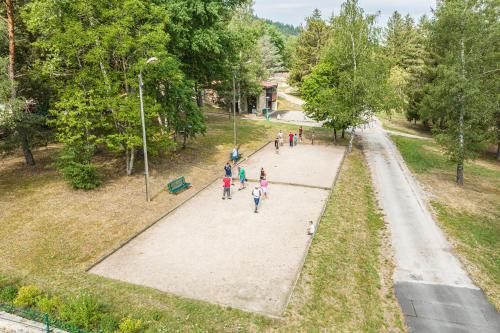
[56,145,101,190]
[0,285,18,303]
[36,295,62,315]
[118,316,144,333]
[99,313,120,333]
[58,293,101,330]
[13,285,42,308]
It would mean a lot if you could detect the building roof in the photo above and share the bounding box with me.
[261,81,278,89]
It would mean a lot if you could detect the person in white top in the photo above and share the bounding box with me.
[252,186,262,213]
[278,130,284,146]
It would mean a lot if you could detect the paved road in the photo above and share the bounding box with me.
[360,119,500,332]
[278,91,305,106]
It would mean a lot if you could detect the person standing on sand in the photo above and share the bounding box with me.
[294,133,298,146]
[278,130,284,146]
[232,146,239,165]
[311,131,315,145]
[260,177,269,199]
[260,167,266,180]
[222,176,232,200]
[238,166,246,190]
[224,162,232,178]
[252,186,262,213]
[289,131,294,147]
[275,137,279,154]
[299,126,303,142]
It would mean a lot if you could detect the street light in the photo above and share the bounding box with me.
[138,57,158,202]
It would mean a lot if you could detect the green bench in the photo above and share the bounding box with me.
[167,176,191,194]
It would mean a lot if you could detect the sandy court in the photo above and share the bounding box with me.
[242,143,345,188]
[90,144,344,315]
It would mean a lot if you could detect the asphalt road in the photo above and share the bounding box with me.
[360,119,500,332]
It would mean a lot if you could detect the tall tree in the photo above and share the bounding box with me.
[289,9,330,87]
[422,0,496,185]
[302,0,391,150]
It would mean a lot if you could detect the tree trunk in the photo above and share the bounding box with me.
[348,128,355,153]
[6,0,15,99]
[182,131,187,149]
[126,147,135,176]
[496,142,500,160]
[341,129,345,139]
[333,129,337,143]
[196,89,204,107]
[20,131,35,166]
[456,161,464,186]
[457,37,466,186]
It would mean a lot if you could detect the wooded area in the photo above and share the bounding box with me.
[292,0,499,185]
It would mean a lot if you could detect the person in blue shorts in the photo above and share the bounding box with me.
[252,186,262,213]
[224,162,232,177]
[231,146,239,165]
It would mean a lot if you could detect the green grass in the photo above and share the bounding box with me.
[392,135,500,309]
[0,118,402,332]
[377,112,431,138]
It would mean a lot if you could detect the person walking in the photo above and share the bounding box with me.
[274,137,279,154]
[260,167,266,180]
[293,133,298,146]
[252,186,262,213]
[311,130,315,145]
[222,176,232,200]
[299,126,303,142]
[238,166,246,190]
[288,131,294,147]
[278,130,284,146]
[260,177,269,199]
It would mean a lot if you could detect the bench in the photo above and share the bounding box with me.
[167,176,191,194]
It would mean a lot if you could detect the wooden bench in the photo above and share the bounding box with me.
[167,176,191,194]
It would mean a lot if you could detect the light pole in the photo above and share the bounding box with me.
[232,70,237,147]
[138,57,158,202]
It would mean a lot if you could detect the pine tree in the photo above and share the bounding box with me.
[289,9,330,87]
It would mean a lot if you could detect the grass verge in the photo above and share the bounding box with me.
[1,117,402,331]
[391,135,500,309]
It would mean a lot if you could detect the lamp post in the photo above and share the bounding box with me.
[232,71,237,146]
[138,57,158,202]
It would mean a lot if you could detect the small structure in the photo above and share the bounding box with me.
[258,81,278,113]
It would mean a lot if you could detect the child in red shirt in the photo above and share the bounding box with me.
[222,177,232,200]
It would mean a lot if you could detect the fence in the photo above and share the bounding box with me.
[0,303,97,333]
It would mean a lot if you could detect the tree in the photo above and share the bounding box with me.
[258,34,284,75]
[385,12,430,119]
[302,0,391,150]
[23,0,203,178]
[0,0,48,166]
[289,9,330,87]
[421,0,497,185]
[161,0,248,106]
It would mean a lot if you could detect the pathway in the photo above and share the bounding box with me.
[0,311,66,333]
[277,91,305,106]
[360,119,500,332]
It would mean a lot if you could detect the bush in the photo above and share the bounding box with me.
[36,295,62,315]
[0,285,18,303]
[99,313,120,333]
[56,145,101,190]
[13,285,42,308]
[118,316,144,333]
[59,293,102,330]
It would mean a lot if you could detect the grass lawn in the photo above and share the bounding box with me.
[0,116,402,332]
[277,96,303,112]
[391,136,500,309]
[377,112,432,138]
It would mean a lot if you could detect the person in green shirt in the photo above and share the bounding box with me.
[238,166,246,190]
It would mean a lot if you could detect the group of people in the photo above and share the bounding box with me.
[222,162,268,213]
[274,126,316,153]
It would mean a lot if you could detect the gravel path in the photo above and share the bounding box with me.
[91,144,345,316]
[360,120,500,332]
